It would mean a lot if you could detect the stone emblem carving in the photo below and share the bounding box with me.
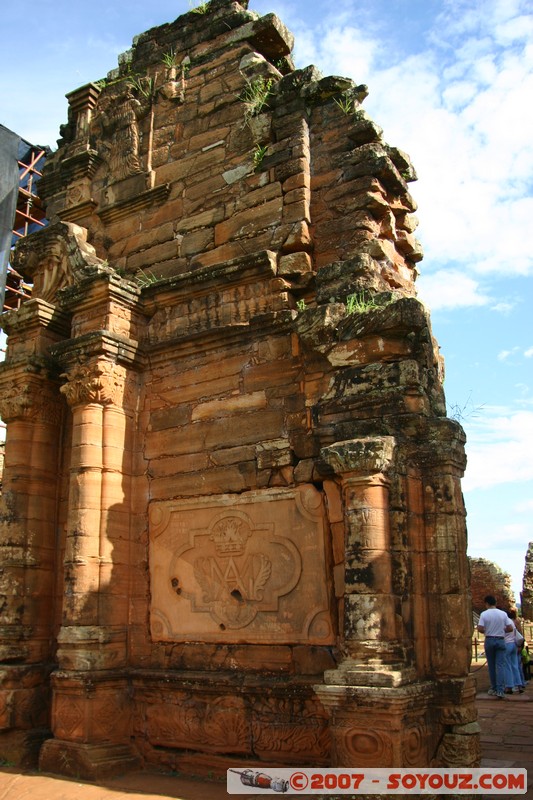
[149,487,334,644]
[193,514,277,629]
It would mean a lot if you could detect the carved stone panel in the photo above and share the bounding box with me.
[145,694,250,754]
[148,486,334,644]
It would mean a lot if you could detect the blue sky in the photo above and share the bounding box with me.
[1,0,532,600]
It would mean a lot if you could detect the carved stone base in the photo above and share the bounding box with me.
[315,682,435,767]
[39,739,141,780]
[49,670,131,743]
[131,670,331,769]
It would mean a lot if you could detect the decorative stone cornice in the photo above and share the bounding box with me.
[97,183,171,225]
[58,199,98,224]
[50,330,142,372]
[39,148,103,203]
[0,297,71,339]
[320,436,396,477]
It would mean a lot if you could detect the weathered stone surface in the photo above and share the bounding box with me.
[0,0,473,777]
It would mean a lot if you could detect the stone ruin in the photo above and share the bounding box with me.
[469,557,515,615]
[0,0,477,779]
[521,543,533,620]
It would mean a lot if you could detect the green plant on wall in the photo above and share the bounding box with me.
[180,56,192,78]
[189,0,211,13]
[345,291,380,314]
[252,144,268,171]
[334,93,358,115]
[161,49,176,68]
[134,269,160,287]
[93,71,132,91]
[127,75,154,98]
[240,78,273,120]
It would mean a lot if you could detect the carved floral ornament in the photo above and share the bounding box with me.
[60,361,131,408]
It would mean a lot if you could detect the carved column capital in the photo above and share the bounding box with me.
[0,380,63,425]
[320,436,396,479]
[0,384,32,422]
[60,360,134,409]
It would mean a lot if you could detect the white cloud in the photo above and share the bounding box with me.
[296,0,533,292]
[498,347,520,361]
[491,301,515,314]
[462,408,533,491]
[515,499,533,513]
[416,269,489,311]
[497,347,533,364]
[293,23,379,83]
[472,523,532,550]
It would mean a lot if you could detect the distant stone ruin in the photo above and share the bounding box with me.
[0,0,477,778]
[469,557,515,614]
[521,543,533,620]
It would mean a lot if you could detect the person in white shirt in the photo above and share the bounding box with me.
[477,595,513,699]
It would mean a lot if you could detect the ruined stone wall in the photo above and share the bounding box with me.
[521,543,533,620]
[0,0,477,778]
[469,557,515,614]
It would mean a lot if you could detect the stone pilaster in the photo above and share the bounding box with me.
[415,419,470,680]
[39,354,140,778]
[316,682,434,768]
[0,302,69,764]
[413,419,479,767]
[320,436,415,686]
[55,357,135,670]
[315,436,426,768]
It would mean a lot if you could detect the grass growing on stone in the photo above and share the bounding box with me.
[345,291,380,314]
[240,78,274,120]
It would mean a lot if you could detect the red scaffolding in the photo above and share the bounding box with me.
[3,142,48,312]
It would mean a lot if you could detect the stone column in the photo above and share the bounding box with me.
[316,436,431,767]
[521,542,533,621]
[54,357,134,668]
[39,357,139,779]
[320,436,414,685]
